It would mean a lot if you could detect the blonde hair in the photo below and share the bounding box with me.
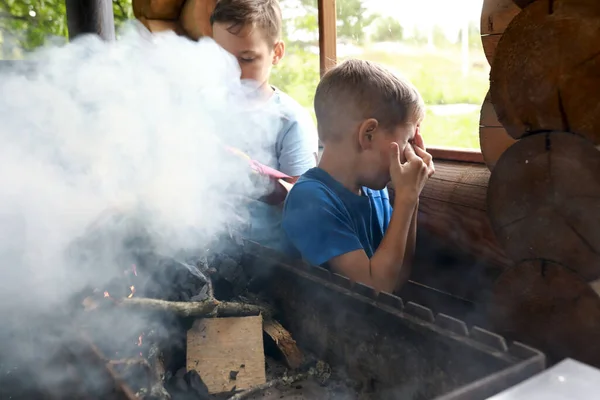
[314,59,425,142]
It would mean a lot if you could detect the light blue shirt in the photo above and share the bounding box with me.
[242,87,318,252]
[263,87,319,176]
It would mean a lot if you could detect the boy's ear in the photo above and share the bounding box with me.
[272,41,285,65]
[357,118,378,150]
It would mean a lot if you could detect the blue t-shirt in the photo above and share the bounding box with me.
[282,168,393,267]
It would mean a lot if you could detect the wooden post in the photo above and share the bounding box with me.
[318,0,336,77]
[65,0,116,41]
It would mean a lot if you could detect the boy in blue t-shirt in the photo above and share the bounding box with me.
[282,59,435,293]
[210,0,318,251]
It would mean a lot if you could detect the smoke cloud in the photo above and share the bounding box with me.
[0,22,282,328]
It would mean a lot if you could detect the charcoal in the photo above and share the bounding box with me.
[190,284,210,302]
[184,370,210,399]
[168,368,189,393]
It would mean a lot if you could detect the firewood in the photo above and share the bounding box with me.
[226,373,308,400]
[133,0,186,20]
[489,260,600,366]
[487,132,600,281]
[479,91,517,170]
[180,0,218,40]
[263,318,305,370]
[145,343,171,400]
[490,0,600,144]
[114,297,272,318]
[480,0,520,64]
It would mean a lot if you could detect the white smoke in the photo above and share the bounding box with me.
[0,22,283,315]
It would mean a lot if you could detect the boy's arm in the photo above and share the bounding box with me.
[327,194,418,293]
[395,200,418,293]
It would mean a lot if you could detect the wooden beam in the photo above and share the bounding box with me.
[318,0,336,76]
[428,147,485,163]
[65,0,116,41]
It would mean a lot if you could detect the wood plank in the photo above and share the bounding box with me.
[318,0,337,76]
[428,148,484,164]
[187,316,266,394]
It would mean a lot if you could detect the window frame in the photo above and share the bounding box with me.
[316,0,484,163]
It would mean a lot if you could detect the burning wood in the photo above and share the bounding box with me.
[84,296,272,318]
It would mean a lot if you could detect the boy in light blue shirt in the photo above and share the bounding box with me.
[211,0,318,250]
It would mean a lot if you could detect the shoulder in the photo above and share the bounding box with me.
[285,176,343,211]
[272,87,314,127]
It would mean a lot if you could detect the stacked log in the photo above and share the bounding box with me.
[132,0,217,38]
[480,0,520,65]
[479,91,516,170]
[479,0,520,171]
[484,0,600,366]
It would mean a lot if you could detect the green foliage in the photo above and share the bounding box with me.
[421,108,480,149]
[0,0,132,52]
[335,0,374,44]
[371,17,404,43]
[0,0,486,148]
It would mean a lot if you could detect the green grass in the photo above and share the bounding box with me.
[421,108,481,149]
[351,48,490,106]
[273,44,489,149]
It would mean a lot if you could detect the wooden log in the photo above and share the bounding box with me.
[481,0,521,34]
[490,0,600,144]
[513,0,536,8]
[138,17,184,34]
[479,91,517,170]
[487,132,600,281]
[418,160,512,271]
[263,318,305,370]
[65,0,116,41]
[480,0,520,64]
[133,0,186,20]
[180,0,218,40]
[489,260,600,366]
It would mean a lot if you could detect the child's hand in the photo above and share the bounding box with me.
[389,142,433,203]
[412,131,435,177]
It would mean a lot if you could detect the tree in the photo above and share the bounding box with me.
[0,0,132,52]
[371,16,403,43]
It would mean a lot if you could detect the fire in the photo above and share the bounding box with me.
[128,286,135,299]
[138,334,143,347]
[104,291,110,298]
